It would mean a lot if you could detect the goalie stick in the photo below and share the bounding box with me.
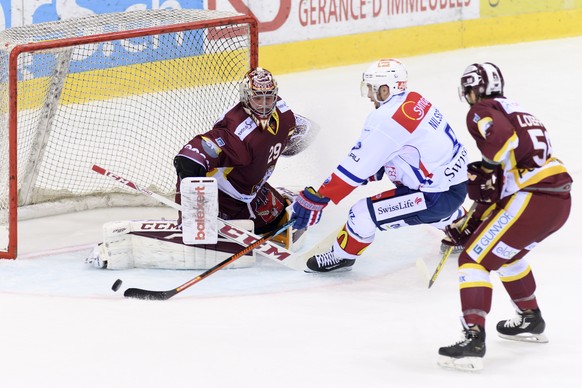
[427,203,477,288]
[91,164,313,270]
[123,220,294,300]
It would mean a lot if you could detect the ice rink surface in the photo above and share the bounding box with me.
[1,37,581,387]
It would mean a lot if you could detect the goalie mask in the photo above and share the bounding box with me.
[459,62,504,103]
[241,67,278,130]
[361,58,408,104]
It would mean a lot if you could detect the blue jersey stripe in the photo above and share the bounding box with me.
[337,165,367,184]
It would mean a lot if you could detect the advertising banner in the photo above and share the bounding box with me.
[210,0,479,45]
[0,0,203,30]
[1,0,480,46]
[480,0,582,18]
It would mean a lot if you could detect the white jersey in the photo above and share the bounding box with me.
[319,91,468,203]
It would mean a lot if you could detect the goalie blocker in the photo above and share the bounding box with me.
[180,177,218,245]
[87,178,306,270]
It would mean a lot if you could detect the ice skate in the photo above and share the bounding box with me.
[497,309,548,343]
[305,248,355,273]
[438,325,486,371]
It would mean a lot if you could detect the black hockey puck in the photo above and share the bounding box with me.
[111,279,123,292]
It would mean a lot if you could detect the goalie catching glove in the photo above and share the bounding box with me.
[442,214,482,247]
[291,186,330,229]
[467,161,503,203]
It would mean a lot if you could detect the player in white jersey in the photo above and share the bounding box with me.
[291,58,469,272]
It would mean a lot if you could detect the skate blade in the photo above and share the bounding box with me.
[304,266,353,274]
[437,355,483,371]
[498,332,549,343]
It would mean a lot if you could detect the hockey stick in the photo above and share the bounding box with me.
[91,164,306,270]
[123,220,294,300]
[428,203,477,288]
[92,164,182,211]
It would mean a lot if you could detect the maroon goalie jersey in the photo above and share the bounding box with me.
[176,98,296,203]
[466,97,572,198]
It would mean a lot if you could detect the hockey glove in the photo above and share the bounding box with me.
[442,214,482,247]
[291,186,330,230]
[467,161,503,203]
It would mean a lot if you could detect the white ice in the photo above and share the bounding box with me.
[1,37,581,387]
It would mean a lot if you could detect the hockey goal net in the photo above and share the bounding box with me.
[0,9,258,258]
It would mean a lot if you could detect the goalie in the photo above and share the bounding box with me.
[87,67,317,270]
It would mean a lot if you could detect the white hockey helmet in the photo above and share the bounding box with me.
[361,58,408,103]
[459,62,504,102]
[240,67,278,129]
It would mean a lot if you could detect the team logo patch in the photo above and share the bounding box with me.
[469,211,514,260]
[235,118,256,140]
[392,92,432,133]
[492,241,520,260]
[200,136,221,158]
[372,192,427,222]
[477,117,493,138]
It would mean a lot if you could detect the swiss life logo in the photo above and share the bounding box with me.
[392,91,432,133]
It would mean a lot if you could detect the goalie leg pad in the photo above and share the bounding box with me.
[97,219,256,270]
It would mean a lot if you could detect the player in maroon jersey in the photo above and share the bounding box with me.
[438,62,573,371]
[85,67,315,270]
[174,67,314,236]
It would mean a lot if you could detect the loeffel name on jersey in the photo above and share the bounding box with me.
[517,114,545,128]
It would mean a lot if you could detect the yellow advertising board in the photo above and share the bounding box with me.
[481,0,582,17]
[262,2,582,73]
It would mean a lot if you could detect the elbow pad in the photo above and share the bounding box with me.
[174,155,207,180]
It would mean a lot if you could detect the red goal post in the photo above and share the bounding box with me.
[0,9,258,259]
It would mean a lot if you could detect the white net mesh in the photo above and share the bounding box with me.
[0,9,255,255]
